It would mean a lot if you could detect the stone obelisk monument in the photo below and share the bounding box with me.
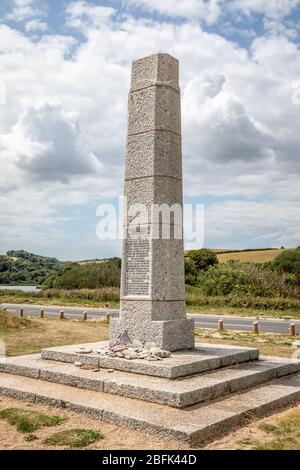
[110,53,194,352]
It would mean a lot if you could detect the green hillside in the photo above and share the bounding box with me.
[0,250,67,286]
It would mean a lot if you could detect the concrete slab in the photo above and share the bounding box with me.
[1,354,299,408]
[0,371,299,446]
[41,341,259,379]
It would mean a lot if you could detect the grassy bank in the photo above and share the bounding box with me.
[188,304,300,319]
[0,288,119,309]
[186,286,300,318]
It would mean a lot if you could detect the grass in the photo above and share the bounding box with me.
[186,287,300,319]
[238,409,300,450]
[0,308,297,358]
[24,433,38,442]
[217,249,285,264]
[44,428,104,448]
[0,408,64,433]
[194,328,297,357]
[0,308,31,331]
[187,304,300,319]
[0,288,119,309]
[0,309,109,356]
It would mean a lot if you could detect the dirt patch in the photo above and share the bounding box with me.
[204,404,300,450]
[0,396,300,450]
[0,396,189,450]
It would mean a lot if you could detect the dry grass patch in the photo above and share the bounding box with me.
[0,309,32,332]
[254,410,300,450]
[0,310,109,356]
[195,328,296,357]
[204,405,300,450]
[217,249,285,264]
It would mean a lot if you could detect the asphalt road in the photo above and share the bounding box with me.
[1,303,300,335]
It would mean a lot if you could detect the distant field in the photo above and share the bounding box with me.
[77,249,287,265]
[217,249,285,264]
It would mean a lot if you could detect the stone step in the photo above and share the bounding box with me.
[41,341,259,379]
[0,370,300,446]
[1,354,300,408]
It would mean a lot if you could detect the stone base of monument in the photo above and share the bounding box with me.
[40,341,259,379]
[1,342,300,446]
[110,316,195,352]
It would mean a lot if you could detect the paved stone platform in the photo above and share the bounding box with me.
[0,371,300,446]
[41,341,259,379]
[1,354,300,408]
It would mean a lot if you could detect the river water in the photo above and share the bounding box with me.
[0,285,41,292]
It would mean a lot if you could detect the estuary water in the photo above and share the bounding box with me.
[0,285,41,292]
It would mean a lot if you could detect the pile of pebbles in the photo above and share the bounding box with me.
[75,342,171,361]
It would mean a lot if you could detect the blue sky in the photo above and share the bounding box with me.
[0,0,300,260]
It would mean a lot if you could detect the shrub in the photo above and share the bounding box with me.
[185,286,300,310]
[44,258,121,289]
[41,287,120,302]
[195,261,299,298]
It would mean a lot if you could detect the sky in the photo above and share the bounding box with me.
[0,0,300,260]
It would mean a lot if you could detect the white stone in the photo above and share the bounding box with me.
[145,342,156,350]
[132,340,143,349]
[75,348,92,354]
[95,349,106,356]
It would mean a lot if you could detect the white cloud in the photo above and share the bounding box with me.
[25,19,48,32]
[1,3,300,255]
[0,102,102,183]
[7,0,46,23]
[183,73,274,164]
[66,1,115,29]
[232,0,300,19]
[204,200,300,249]
[125,0,222,24]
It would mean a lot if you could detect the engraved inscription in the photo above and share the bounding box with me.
[125,237,150,296]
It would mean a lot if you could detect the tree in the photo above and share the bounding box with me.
[184,258,198,285]
[189,249,219,272]
[272,249,300,284]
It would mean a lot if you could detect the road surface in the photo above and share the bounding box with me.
[1,303,299,335]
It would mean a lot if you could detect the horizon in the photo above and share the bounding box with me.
[1,246,296,263]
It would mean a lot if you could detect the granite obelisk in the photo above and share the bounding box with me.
[110,53,194,351]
